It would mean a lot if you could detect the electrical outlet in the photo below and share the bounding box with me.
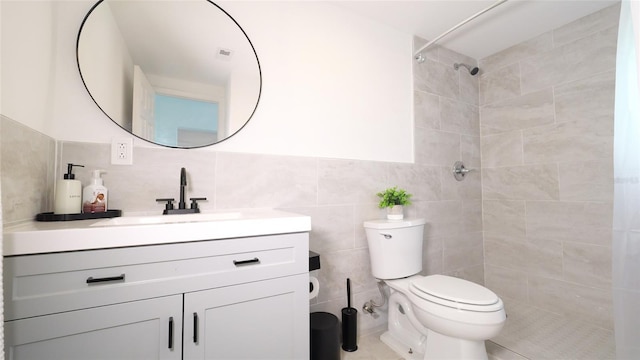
[111,138,133,165]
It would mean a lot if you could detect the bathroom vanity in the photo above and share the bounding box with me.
[3,210,311,359]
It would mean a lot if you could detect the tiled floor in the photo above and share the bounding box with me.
[341,331,404,360]
[340,331,521,360]
[490,301,615,360]
[342,302,615,360]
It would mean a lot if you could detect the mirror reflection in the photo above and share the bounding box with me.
[77,0,261,148]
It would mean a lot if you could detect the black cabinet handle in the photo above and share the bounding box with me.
[86,274,125,284]
[193,312,199,343]
[168,317,174,349]
[233,258,261,267]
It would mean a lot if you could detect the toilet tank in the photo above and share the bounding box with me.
[364,218,426,279]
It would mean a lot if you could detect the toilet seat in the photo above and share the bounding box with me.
[409,275,502,312]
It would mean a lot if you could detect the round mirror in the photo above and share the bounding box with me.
[77,0,261,148]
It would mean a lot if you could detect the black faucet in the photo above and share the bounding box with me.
[179,167,187,210]
[156,167,207,215]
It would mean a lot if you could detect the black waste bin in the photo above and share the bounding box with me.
[310,311,340,360]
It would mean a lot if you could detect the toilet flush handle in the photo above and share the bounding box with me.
[381,233,392,239]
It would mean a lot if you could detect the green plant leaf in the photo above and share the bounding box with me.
[376,186,412,208]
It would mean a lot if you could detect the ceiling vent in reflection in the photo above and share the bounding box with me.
[216,48,234,61]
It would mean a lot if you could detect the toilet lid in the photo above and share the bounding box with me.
[409,275,502,312]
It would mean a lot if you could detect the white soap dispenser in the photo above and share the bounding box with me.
[83,170,108,213]
[54,163,84,214]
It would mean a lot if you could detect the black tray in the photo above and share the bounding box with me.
[35,209,122,222]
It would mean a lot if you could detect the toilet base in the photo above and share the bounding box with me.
[424,329,488,360]
[382,291,427,359]
[380,331,423,360]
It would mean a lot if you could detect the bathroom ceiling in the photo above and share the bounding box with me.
[331,0,620,60]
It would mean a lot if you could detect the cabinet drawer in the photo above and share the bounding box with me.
[4,233,308,321]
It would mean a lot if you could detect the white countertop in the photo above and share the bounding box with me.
[3,209,311,256]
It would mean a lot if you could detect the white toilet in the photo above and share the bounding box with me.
[364,218,506,360]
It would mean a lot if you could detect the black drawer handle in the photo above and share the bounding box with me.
[233,257,261,267]
[168,317,174,349]
[193,312,199,343]
[86,274,125,284]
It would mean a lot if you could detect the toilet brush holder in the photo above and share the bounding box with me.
[341,278,358,352]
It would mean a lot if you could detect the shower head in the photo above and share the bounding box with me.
[454,63,479,76]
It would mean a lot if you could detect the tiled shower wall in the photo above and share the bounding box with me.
[479,3,619,329]
[0,40,481,334]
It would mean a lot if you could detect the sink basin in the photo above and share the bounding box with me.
[91,212,242,227]
[4,208,311,256]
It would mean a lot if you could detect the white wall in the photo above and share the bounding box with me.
[77,1,134,129]
[0,1,56,135]
[1,0,415,163]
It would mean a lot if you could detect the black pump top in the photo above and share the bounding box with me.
[64,163,84,179]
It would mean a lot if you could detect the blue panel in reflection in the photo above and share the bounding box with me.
[154,94,218,147]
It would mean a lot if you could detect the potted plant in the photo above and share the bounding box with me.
[376,186,412,220]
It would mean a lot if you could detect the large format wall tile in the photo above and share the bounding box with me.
[526,201,613,245]
[481,131,524,168]
[1,116,55,223]
[485,264,528,302]
[416,200,463,240]
[317,158,387,205]
[414,91,441,130]
[480,89,555,136]
[553,2,621,47]
[563,241,612,289]
[524,237,564,279]
[414,58,459,99]
[479,63,521,105]
[462,199,483,232]
[459,70,480,106]
[441,98,480,136]
[388,163,442,202]
[216,152,318,209]
[482,164,559,200]
[480,32,553,75]
[302,205,355,254]
[483,200,526,237]
[522,117,613,164]
[484,234,528,271]
[485,234,563,280]
[461,135,481,168]
[315,248,377,303]
[422,245,444,276]
[415,128,461,166]
[447,264,485,285]
[437,47,480,106]
[444,235,483,273]
[441,165,482,201]
[558,160,613,202]
[520,26,618,94]
[479,3,618,331]
[554,70,615,124]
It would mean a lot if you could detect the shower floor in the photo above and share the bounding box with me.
[490,300,615,360]
[347,301,615,360]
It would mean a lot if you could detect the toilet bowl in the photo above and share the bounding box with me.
[364,219,506,360]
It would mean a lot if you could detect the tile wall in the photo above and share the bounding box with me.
[0,115,56,224]
[0,41,482,335]
[479,3,619,329]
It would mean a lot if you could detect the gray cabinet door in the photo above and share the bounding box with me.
[183,273,309,360]
[5,295,182,360]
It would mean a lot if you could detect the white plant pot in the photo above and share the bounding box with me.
[386,205,404,220]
